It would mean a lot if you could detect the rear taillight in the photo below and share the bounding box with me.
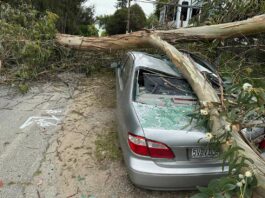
[128,133,149,156]
[128,133,175,159]
[147,140,175,159]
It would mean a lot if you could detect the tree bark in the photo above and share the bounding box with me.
[56,14,265,50]
[56,14,265,190]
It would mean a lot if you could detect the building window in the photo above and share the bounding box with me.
[180,1,189,21]
[167,5,175,21]
[192,8,200,17]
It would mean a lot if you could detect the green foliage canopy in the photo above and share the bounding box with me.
[0,2,58,76]
[130,4,147,31]
[80,24,99,37]
[200,0,265,24]
[146,13,159,29]
[1,0,95,34]
[154,0,170,18]
[98,4,146,35]
[103,8,127,35]
[116,0,128,8]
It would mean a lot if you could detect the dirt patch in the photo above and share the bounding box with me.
[31,71,193,198]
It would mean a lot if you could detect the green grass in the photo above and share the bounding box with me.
[95,127,121,161]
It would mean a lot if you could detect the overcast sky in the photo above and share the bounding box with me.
[85,0,155,17]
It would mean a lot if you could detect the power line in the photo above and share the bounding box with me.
[127,0,131,33]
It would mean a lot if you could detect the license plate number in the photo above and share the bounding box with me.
[191,148,218,159]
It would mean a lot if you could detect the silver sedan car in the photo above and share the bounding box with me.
[114,51,228,190]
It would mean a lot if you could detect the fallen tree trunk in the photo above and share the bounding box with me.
[56,14,265,191]
[148,35,265,190]
[56,14,265,50]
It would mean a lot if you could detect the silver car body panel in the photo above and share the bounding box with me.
[116,51,228,190]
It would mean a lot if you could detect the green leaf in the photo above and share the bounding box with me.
[249,175,258,187]
[223,192,232,198]
[243,157,254,164]
[223,184,236,191]
[213,193,224,198]
[208,179,221,191]
[197,186,213,195]
[244,188,252,198]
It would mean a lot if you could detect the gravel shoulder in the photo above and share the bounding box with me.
[0,77,73,198]
[1,71,193,198]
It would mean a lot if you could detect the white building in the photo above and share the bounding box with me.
[159,0,203,28]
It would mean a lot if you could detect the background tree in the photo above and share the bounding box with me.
[79,6,98,36]
[154,0,170,18]
[79,24,98,36]
[0,1,58,90]
[194,0,265,84]
[116,0,128,8]
[1,0,95,34]
[101,9,127,35]
[97,15,111,29]
[130,4,147,32]
[79,6,95,26]
[32,0,95,34]
[98,4,146,35]
[200,0,265,24]
[146,13,159,29]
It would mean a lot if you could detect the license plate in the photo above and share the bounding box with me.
[191,148,218,159]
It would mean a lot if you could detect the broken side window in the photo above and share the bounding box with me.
[137,69,194,97]
[143,73,194,96]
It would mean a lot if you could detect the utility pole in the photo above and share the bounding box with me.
[126,0,131,34]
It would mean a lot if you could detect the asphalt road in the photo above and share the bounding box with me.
[0,80,73,198]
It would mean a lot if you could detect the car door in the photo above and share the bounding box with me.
[116,53,134,141]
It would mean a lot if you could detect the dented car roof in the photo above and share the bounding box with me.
[130,51,180,77]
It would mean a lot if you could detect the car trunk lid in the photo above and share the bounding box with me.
[133,95,201,133]
[132,96,219,163]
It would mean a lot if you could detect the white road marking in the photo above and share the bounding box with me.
[46,109,62,114]
[20,115,60,129]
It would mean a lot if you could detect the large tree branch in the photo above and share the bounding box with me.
[157,14,265,42]
[56,14,265,50]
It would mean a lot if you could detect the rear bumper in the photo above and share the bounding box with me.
[125,151,228,190]
[117,124,228,190]
[128,167,227,190]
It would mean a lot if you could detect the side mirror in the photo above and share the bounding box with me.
[110,62,119,69]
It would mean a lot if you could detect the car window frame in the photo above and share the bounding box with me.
[118,55,129,91]
[122,57,132,83]
[119,54,133,91]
